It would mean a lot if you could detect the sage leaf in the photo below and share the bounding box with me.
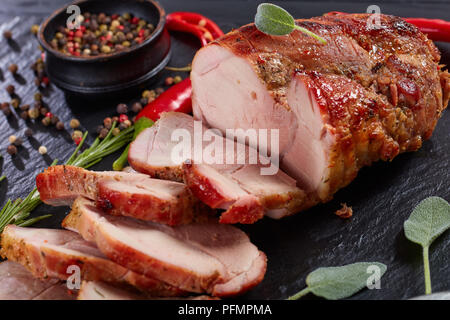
[254,3,327,44]
[404,197,450,247]
[288,262,387,300]
[255,3,295,35]
[403,196,450,294]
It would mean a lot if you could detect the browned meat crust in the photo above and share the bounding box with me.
[205,13,448,204]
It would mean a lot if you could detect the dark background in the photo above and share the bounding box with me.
[0,0,449,300]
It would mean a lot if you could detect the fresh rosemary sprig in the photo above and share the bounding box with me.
[0,122,135,233]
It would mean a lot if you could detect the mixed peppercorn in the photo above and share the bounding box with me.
[1,13,191,159]
[1,27,59,156]
[94,83,172,140]
[50,12,155,57]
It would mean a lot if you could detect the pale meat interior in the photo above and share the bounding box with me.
[191,44,334,193]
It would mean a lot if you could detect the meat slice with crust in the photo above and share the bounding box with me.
[0,261,75,300]
[62,197,267,297]
[0,225,184,297]
[128,112,306,223]
[36,165,198,226]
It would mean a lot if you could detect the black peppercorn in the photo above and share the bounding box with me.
[131,102,143,113]
[51,115,60,125]
[56,121,65,130]
[140,97,148,106]
[3,30,12,39]
[39,107,48,116]
[6,85,15,96]
[116,103,128,114]
[20,111,29,120]
[8,64,18,74]
[99,128,109,139]
[2,106,11,117]
[7,145,17,155]
[20,104,30,111]
[25,128,33,137]
[118,122,128,131]
[13,137,23,146]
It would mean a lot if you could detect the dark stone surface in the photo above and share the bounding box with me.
[0,0,448,300]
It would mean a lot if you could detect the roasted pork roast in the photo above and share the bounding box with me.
[191,13,450,209]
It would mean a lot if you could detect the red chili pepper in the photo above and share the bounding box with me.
[136,12,223,122]
[136,78,192,121]
[325,11,450,42]
[166,11,224,46]
[403,18,450,42]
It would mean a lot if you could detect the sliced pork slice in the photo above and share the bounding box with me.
[0,261,75,300]
[36,165,198,225]
[182,162,264,224]
[36,165,129,206]
[0,225,184,297]
[129,112,306,223]
[78,281,216,300]
[63,197,267,297]
[96,176,198,225]
[191,15,449,208]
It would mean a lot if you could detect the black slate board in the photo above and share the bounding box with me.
[0,0,449,300]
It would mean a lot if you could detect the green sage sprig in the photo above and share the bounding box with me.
[255,3,327,44]
[404,196,450,295]
[288,262,387,300]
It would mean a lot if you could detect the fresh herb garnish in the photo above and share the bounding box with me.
[0,121,134,233]
[112,117,153,171]
[404,196,450,295]
[254,3,327,44]
[288,262,387,300]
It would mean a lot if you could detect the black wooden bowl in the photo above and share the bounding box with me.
[38,0,171,96]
